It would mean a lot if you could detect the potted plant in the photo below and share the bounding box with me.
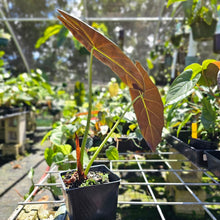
[43,9,164,220]
[167,0,218,41]
[165,59,220,166]
[0,29,11,46]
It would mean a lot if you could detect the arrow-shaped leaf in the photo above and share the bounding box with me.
[57,9,164,151]
[57,9,144,91]
[130,62,164,150]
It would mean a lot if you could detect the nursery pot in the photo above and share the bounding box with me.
[205,150,220,178]
[191,19,217,41]
[0,37,8,46]
[188,138,217,167]
[59,165,120,220]
[189,138,218,150]
[171,128,191,144]
[170,34,182,48]
[166,135,217,167]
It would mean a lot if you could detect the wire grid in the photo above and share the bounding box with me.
[11,143,220,220]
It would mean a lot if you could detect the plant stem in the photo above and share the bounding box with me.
[80,47,94,169]
[84,94,141,176]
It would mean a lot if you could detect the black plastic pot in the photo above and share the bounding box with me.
[0,37,9,46]
[189,138,218,150]
[165,135,217,167]
[213,33,220,53]
[191,19,217,41]
[170,129,191,144]
[188,138,217,167]
[59,165,120,220]
[77,136,150,152]
[166,134,194,159]
[170,34,182,47]
[116,137,149,152]
[205,150,220,178]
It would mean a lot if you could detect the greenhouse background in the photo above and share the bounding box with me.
[0,0,220,220]
[1,0,219,86]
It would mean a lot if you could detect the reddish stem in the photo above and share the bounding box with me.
[75,134,85,179]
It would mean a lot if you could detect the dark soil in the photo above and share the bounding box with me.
[62,170,110,189]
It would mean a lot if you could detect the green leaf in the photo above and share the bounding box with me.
[88,146,99,152]
[201,7,213,25]
[202,59,216,70]
[41,130,52,145]
[53,152,65,164]
[166,69,201,105]
[105,146,119,160]
[27,167,34,180]
[49,125,70,146]
[35,24,63,48]
[201,98,216,130]
[56,144,72,155]
[0,60,4,67]
[165,102,178,127]
[47,175,62,195]
[176,113,193,137]
[44,147,54,166]
[50,131,65,146]
[17,93,33,102]
[65,124,79,135]
[146,58,154,70]
[50,185,62,196]
[28,184,35,195]
[184,63,202,79]
[167,0,186,8]
[0,51,5,57]
[129,123,137,131]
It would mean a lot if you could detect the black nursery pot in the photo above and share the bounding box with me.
[191,19,217,41]
[190,138,218,150]
[165,135,218,167]
[205,150,220,179]
[189,138,218,167]
[59,165,120,220]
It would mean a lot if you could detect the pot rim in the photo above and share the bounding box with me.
[59,164,121,192]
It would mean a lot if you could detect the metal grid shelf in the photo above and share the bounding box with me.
[10,142,220,220]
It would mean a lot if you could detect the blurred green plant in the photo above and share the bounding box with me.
[167,0,218,26]
[0,68,53,110]
[74,81,86,106]
[165,59,220,142]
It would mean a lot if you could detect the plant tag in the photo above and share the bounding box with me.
[203,154,207,161]
[191,122,197,139]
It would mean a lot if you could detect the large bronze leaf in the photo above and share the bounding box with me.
[130,62,164,150]
[57,9,144,91]
[57,9,164,151]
